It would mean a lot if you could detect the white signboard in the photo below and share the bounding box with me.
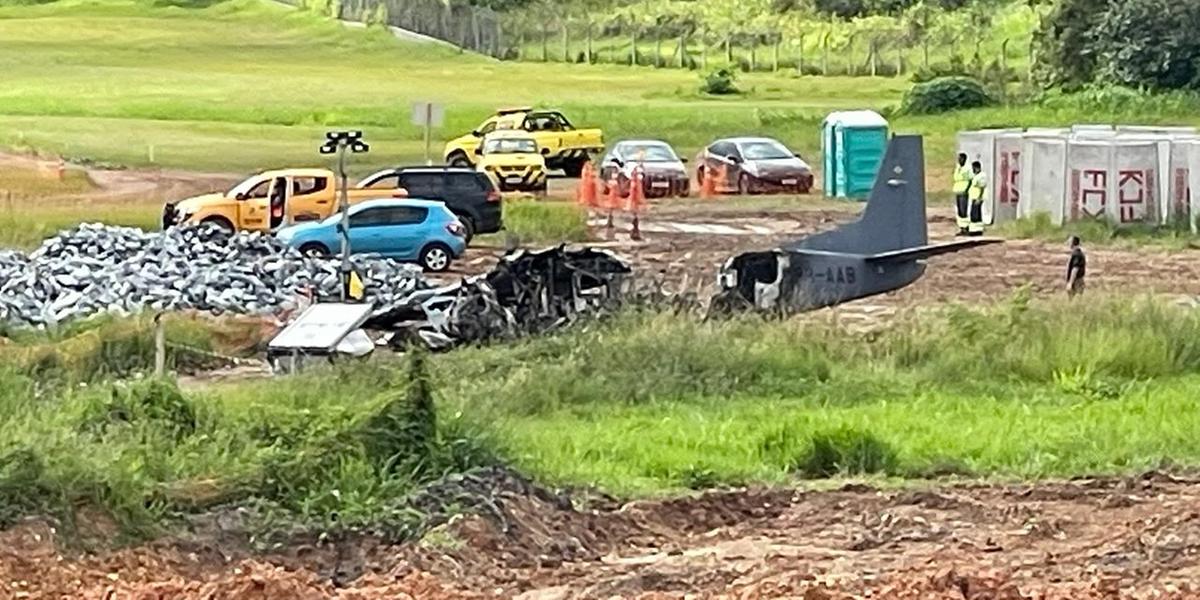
[269,302,375,353]
[411,102,445,127]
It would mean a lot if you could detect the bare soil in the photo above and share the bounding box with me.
[5,473,1200,598]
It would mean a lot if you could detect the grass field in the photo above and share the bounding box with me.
[6,0,1200,545]
[4,0,1199,194]
[4,296,1200,539]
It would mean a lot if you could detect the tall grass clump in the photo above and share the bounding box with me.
[0,352,496,542]
[999,211,1200,249]
[500,200,590,244]
[440,309,835,414]
[871,291,1200,384]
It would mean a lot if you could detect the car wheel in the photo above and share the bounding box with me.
[298,242,330,258]
[200,216,235,234]
[419,243,453,272]
[562,159,585,178]
[738,174,753,196]
[448,152,472,168]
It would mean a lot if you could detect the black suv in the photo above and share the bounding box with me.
[357,167,502,241]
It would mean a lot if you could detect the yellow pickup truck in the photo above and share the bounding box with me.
[162,168,402,233]
[444,107,604,177]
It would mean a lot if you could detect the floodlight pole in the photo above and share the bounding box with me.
[319,131,369,302]
[336,142,350,301]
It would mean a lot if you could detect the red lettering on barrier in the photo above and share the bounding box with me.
[1176,168,1190,221]
[1078,169,1107,219]
[1118,169,1149,223]
[999,151,1020,205]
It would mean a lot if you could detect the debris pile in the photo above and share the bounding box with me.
[369,246,631,349]
[0,223,427,327]
[0,226,632,350]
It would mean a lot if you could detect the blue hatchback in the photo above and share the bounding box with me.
[276,199,467,272]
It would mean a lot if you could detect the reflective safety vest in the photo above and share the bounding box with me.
[953,165,972,193]
[968,172,987,201]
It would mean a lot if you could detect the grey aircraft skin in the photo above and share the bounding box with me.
[713,135,1001,313]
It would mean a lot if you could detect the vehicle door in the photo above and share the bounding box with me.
[550,112,582,147]
[469,118,500,155]
[377,206,431,259]
[346,205,392,254]
[444,171,486,223]
[235,176,274,231]
[289,176,332,222]
[524,112,564,153]
[399,172,445,202]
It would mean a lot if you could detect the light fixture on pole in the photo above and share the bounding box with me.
[319,130,370,301]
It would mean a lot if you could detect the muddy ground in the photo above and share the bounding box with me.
[5,471,1200,598]
[6,160,1200,598]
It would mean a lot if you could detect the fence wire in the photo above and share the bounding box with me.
[277,0,505,57]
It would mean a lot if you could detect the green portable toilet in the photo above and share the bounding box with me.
[822,110,889,200]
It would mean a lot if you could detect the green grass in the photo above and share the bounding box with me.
[434,294,1200,494]
[2,0,1199,201]
[998,212,1200,249]
[4,295,1200,538]
[499,199,590,244]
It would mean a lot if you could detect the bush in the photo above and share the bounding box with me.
[700,68,739,95]
[900,76,993,114]
[798,428,898,478]
[1036,0,1200,91]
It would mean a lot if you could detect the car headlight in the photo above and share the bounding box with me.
[741,163,759,176]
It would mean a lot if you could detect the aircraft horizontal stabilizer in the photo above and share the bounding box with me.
[863,238,1003,264]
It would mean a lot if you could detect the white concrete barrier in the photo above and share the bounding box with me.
[1020,137,1068,225]
[962,124,1199,228]
[956,129,1022,225]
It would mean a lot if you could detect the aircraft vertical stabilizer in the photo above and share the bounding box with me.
[786,135,927,255]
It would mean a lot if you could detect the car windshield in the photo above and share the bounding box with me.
[484,138,537,154]
[617,144,677,162]
[739,140,794,160]
[228,177,264,197]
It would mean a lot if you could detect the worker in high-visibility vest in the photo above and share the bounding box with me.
[953,153,972,236]
[967,161,987,237]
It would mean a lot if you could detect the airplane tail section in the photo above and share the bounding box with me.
[785,134,927,255]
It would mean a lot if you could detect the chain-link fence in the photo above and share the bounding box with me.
[278,0,506,58]
[279,0,1029,79]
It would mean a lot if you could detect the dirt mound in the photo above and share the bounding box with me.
[8,475,1200,598]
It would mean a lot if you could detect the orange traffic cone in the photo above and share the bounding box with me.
[628,166,645,241]
[577,161,597,208]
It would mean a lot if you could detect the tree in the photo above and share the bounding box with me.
[1091,0,1200,90]
[1034,0,1200,91]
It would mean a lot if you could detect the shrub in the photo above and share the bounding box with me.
[798,427,898,478]
[900,76,993,114]
[700,68,739,95]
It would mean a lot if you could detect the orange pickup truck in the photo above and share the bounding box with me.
[162,168,402,233]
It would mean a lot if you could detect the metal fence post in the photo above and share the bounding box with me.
[153,313,166,377]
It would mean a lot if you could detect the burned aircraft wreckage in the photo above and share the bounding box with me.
[712,135,999,313]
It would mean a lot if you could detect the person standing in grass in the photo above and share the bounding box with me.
[1067,236,1086,297]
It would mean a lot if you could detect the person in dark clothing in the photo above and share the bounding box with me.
[1066,236,1086,297]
